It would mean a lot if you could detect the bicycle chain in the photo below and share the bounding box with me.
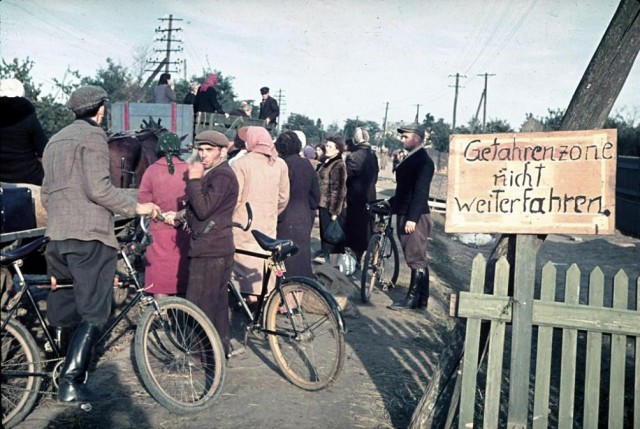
[2,356,64,396]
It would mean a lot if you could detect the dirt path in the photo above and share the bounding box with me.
[13,166,639,429]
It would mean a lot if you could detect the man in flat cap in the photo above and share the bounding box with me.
[388,123,435,312]
[41,85,160,404]
[258,86,279,129]
[165,130,239,357]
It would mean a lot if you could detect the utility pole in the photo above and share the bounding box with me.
[144,15,183,87]
[276,89,286,133]
[449,73,466,133]
[414,104,421,124]
[382,102,389,148]
[477,73,496,132]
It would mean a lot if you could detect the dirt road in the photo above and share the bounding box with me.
[14,166,639,429]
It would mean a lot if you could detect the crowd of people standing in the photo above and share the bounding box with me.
[1,80,435,405]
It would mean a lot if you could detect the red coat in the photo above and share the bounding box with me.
[138,158,189,294]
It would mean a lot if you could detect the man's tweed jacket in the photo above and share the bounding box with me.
[41,119,136,249]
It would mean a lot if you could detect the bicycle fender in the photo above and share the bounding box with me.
[283,276,347,333]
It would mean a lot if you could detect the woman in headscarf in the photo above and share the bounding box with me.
[137,131,189,299]
[275,131,320,278]
[194,74,226,114]
[317,136,347,267]
[345,127,379,265]
[153,73,177,104]
[232,127,289,301]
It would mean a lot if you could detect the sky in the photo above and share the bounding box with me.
[1,0,638,131]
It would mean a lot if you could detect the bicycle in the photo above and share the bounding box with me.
[1,218,225,429]
[360,199,400,304]
[228,214,346,391]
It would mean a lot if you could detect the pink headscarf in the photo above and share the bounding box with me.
[245,127,277,166]
[199,74,218,92]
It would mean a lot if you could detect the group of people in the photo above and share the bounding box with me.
[2,80,435,407]
[154,73,280,127]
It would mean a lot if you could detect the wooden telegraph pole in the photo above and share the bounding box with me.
[409,1,640,427]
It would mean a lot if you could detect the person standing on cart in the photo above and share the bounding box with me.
[41,85,160,405]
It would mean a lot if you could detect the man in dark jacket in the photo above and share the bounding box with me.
[0,78,48,185]
[258,86,279,128]
[174,130,239,358]
[345,127,379,265]
[388,124,434,311]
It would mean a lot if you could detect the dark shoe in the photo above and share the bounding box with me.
[389,270,420,311]
[57,322,109,404]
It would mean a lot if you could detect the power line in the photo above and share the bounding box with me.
[145,15,184,82]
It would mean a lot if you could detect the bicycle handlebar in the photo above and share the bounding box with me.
[232,202,253,231]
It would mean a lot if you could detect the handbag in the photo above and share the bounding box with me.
[323,219,345,245]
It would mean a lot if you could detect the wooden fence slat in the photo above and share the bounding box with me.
[458,254,486,428]
[558,264,581,428]
[483,257,510,428]
[533,262,557,429]
[583,267,604,429]
[609,270,629,429]
[507,234,538,428]
[635,277,640,429]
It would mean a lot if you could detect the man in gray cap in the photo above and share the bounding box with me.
[388,123,435,311]
[165,130,239,357]
[41,85,160,404]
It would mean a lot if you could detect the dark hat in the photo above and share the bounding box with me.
[397,123,425,139]
[66,85,109,113]
[195,130,229,148]
[260,86,269,94]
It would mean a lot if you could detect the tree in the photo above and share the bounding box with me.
[283,113,323,143]
[422,113,451,152]
[606,112,640,156]
[343,118,380,144]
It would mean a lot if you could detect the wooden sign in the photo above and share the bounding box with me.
[445,130,617,235]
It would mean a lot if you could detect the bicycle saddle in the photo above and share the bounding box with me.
[251,230,294,252]
[1,236,50,265]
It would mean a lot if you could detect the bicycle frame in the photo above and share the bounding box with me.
[229,247,346,335]
[1,234,178,372]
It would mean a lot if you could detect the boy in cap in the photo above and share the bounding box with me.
[258,86,279,128]
[164,130,239,357]
[41,85,160,404]
[388,123,435,311]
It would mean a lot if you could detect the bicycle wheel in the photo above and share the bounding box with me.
[134,297,225,413]
[1,318,43,429]
[265,278,345,390]
[361,233,400,303]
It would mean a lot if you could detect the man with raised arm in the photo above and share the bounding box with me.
[41,85,160,405]
[164,130,239,358]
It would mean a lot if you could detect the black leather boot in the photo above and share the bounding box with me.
[416,268,430,309]
[389,269,420,311]
[57,322,109,405]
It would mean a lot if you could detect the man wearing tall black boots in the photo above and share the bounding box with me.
[41,86,160,405]
[388,124,435,311]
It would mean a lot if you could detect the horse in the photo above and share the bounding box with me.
[108,117,166,189]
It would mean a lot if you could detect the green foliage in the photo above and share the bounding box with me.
[423,113,452,152]
[605,114,640,157]
[283,113,324,144]
[0,58,73,138]
[342,118,380,144]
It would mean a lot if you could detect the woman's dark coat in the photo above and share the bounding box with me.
[194,87,225,114]
[0,96,48,185]
[277,154,320,278]
[345,144,379,254]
